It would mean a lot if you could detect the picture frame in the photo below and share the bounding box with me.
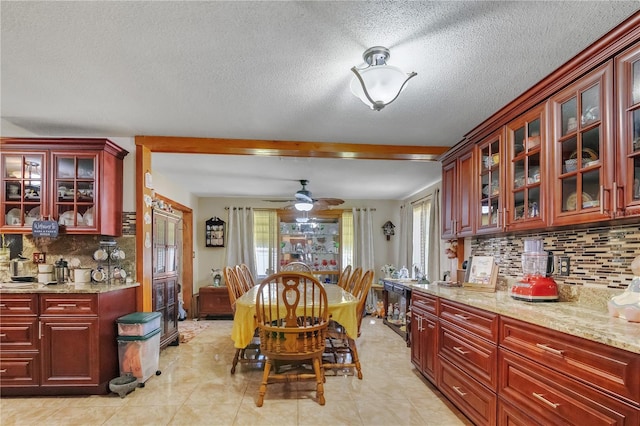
[463,255,498,292]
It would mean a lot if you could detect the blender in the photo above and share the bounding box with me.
[510,239,559,302]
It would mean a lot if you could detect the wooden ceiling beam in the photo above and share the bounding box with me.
[135,135,448,161]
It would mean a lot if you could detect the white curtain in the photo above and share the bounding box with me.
[225,207,257,275]
[397,204,413,272]
[427,188,441,282]
[352,208,374,270]
[353,207,375,314]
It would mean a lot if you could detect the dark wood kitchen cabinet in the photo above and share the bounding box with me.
[441,146,474,238]
[438,299,499,426]
[475,129,505,234]
[0,288,136,396]
[152,209,181,348]
[0,138,128,236]
[439,13,640,235]
[505,104,548,231]
[499,316,639,425]
[616,40,640,218]
[410,291,438,385]
[550,62,615,226]
[198,286,233,319]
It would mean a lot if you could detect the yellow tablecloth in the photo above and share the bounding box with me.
[231,284,358,349]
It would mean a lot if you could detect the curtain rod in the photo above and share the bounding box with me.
[410,192,435,205]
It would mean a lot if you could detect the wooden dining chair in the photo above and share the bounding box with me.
[223,266,243,310]
[324,269,374,379]
[337,265,352,289]
[224,266,263,374]
[235,264,253,293]
[344,266,362,294]
[281,261,313,273]
[239,263,256,288]
[255,272,329,407]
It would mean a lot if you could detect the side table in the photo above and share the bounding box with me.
[198,286,233,319]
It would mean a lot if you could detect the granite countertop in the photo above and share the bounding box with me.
[382,279,640,355]
[0,281,140,294]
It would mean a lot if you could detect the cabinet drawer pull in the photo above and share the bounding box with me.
[454,314,470,320]
[0,304,6,308]
[453,386,467,397]
[535,343,564,356]
[532,392,560,409]
[0,333,6,337]
[0,369,7,373]
[56,304,78,308]
[453,346,469,355]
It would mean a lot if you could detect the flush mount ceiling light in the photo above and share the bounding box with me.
[350,46,417,111]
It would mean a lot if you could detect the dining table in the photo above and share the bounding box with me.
[231,283,359,349]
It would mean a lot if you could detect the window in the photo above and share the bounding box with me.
[253,210,278,279]
[411,198,432,277]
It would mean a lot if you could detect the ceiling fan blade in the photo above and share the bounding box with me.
[314,198,344,206]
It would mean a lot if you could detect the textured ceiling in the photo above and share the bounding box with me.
[1,1,638,200]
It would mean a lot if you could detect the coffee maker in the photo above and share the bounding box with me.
[510,238,559,302]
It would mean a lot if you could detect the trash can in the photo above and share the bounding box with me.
[116,312,162,385]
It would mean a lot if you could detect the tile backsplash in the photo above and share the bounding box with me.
[0,212,136,283]
[470,223,639,310]
[471,223,639,289]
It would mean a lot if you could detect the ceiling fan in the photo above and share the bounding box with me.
[263,180,344,211]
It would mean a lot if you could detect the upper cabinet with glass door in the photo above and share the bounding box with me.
[1,151,47,230]
[505,104,547,231]
[616,40,640,217]
[475,130,503,234]
[0,138,128,236]
[549,62,614,226]
[52,153,98,232]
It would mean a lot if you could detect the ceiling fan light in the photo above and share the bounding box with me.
[294,201,314,211]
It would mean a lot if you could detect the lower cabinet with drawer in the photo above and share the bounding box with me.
[499,349,639,425]
[438,299,499,425]
[0,288,136,396]
[498,316,640,425]
[410,291,639,425]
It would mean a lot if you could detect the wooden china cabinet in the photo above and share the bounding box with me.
[152,209,180,349]
[277,209,341,284]
[475,129,503,234]
[616,40,640,217]
[441,146,474,239]
[0,138,127,236]
[549,62,615,226]
[505,104,548,231]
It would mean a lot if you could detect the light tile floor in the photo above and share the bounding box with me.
[1,318,471,425]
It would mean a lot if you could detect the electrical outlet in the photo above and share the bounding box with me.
[558,256,570,276]
[33,253,46,264]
